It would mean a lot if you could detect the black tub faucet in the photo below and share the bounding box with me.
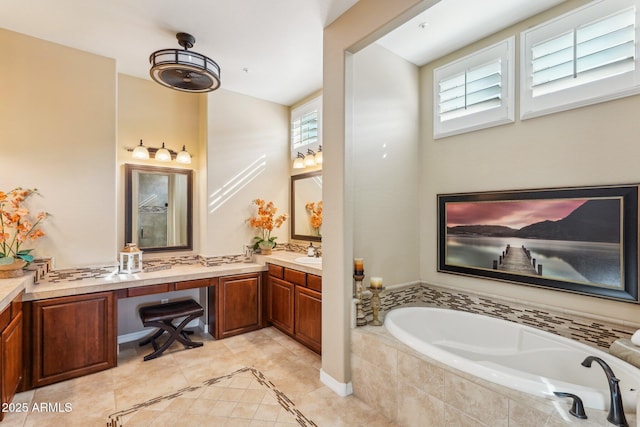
[581,356,628,427]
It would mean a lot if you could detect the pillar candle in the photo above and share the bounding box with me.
[370,277,383,289]
[354,258,364,272]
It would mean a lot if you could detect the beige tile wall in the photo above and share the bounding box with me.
[351,327,636,426]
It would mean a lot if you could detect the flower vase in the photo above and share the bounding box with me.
[258,241,274,255]
[0,259,27,279]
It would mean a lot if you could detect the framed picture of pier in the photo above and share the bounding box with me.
[437,184,639,302]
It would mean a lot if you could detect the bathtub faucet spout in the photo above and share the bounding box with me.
[581,356,628,427]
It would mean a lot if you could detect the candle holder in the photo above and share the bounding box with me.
[368,285,385,326]
[354,272,367,326]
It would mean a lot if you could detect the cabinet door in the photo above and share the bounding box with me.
[0,311,22,420]
[32,292,116,388]
[295,286,322,354]
[217,274,262,339]
[268,277,294,335]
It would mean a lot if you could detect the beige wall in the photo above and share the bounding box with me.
[116,74,202,255]
[203,90,289,257]
[352,43,420,286]
[322,0,429,390]
[420,0,640,324]
[0,29,117,268]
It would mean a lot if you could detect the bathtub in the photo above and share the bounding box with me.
[384,307,640,413]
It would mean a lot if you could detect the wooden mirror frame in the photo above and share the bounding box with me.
[291,170,322,242]
[125,164,193,253]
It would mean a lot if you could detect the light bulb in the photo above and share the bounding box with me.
[132,140,149,160]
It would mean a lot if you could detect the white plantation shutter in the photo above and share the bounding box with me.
[521,0,640,118]
[291,97,321,154]
[434,37,514,139]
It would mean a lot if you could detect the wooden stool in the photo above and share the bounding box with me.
[138,299,204,361]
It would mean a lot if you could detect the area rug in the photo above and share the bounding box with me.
[106,367,317,426]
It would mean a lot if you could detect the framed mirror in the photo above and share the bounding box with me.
[291,170,322,242]
[125,164,193,252]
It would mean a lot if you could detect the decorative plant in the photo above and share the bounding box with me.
[248,199,287,250]
[0,188,48,266]
[305,201,322,235]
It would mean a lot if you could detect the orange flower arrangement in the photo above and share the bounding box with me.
[305,201,322,235]
[248,199,287,250]
[0,188,48,266]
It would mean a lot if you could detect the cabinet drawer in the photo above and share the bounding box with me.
[268,264,284,279]
[284,268,306,287]
[127,283,172,297]
[307,274,322,292]
[175,278,210,290]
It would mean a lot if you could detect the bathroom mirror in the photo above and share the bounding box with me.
[291,171,322,242]
[125,164,193,252]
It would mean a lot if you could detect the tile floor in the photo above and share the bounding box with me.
[1,327,397,427]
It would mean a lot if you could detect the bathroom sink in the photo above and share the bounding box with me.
[295,257,322,265]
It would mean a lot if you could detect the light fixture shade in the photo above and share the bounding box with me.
[293,152,305,169]
[155,142,172,162]
[304,149,316,167]
[132,140,150,160]
[150,33,221,93]
[314,145,323,165]
[176,145,192,164]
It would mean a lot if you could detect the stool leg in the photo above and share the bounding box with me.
[171,314,204,349]
[140,315,203,361]
[139,327,166,347]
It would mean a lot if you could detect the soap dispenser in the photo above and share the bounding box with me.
[307,243,315,257]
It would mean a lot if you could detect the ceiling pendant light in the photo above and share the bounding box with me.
[150,32,221,93]
[176,145,192,164]
[155,142,172,162]
[132,139,150,160]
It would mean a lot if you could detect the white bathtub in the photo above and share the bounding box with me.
[384,307,640,413]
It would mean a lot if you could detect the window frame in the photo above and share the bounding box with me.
[520,0,640,120]
[433,37,515,139]
[290,96,322,159]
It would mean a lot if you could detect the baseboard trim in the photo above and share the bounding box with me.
[320,369,353,397]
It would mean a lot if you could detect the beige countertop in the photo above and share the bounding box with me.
[0,251,322,307]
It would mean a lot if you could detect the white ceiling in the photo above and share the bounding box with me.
[0,0,566,106]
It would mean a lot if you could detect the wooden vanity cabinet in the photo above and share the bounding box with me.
[0,294,23,420]
[267,264,321,353]
[29,291,116,388]
[215,273,263,339]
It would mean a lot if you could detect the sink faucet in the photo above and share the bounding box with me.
[581,356,628,427]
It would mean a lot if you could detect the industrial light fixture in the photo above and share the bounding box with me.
[155,143,172,162]
[150,32,221,93]
[127,141,193,164]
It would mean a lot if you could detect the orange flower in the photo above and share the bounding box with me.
[0,187,48,264]
[247,199,287,247]
[305,201,323,233]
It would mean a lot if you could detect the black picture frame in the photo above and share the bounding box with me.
[438,185,639,303]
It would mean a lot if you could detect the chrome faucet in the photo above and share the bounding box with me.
[581,356,628,427]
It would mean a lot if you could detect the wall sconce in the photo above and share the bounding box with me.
[127,140,192,164]
[292,146,323,169]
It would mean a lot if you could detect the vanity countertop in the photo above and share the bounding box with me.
[258,251,322,275]
[0,251,322,305]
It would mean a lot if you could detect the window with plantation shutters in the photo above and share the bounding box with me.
[434,37,514,139]
[291,97,321,154]
[521,0,640,119]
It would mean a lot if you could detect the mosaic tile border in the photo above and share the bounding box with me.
[106,367,317,427]
[361,282,637,350]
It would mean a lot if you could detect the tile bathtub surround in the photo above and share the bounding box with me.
[360,282,638,351]
[351,326,637,427]
[4,327,396,427]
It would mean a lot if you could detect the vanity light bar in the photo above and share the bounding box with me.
[127,140,192,164]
